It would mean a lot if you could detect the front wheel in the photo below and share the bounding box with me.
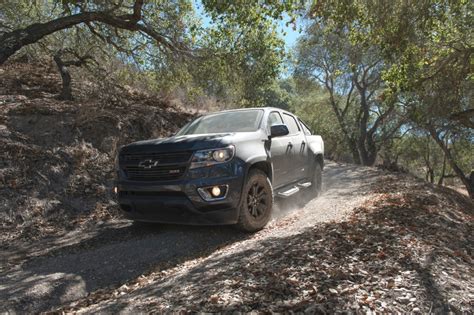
[236,169,273,232]
[298,161,322,207]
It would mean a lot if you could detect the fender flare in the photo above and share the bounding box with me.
[244,155,273,182]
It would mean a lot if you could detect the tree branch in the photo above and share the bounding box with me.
[0,0,189,65]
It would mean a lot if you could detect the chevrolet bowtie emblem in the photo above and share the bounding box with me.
[138,159,159,168]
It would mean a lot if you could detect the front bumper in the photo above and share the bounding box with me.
[116,160,246,225]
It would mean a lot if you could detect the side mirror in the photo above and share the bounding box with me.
[270,124,289,138]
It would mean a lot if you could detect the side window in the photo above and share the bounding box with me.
[299,119,312,135]
[282,113,300,134]
[267,111,284,128]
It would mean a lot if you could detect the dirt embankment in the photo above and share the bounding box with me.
[0,61,194,242]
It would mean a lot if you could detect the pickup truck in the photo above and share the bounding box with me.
[115,107,324,232]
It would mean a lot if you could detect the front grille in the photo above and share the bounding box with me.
[122,151,191,164]
[125,165,187,181]
[120,151,192,181]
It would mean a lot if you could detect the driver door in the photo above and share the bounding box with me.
[267,111,293,188]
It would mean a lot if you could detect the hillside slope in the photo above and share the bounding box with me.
[0,61,193,242]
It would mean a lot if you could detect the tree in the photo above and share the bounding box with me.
[295,24,402,166]
[184,16,286,107]
[0,0,300,65]
[307,0,473,197]
[53,50,92,100]
[1,0,299,105]
[290,78,349,161]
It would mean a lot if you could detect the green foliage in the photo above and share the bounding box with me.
[1,0,296,106]
[294,20,405,165]
[257,78,295,110]
[290,82,350,160]
[186,16,286,106]
[393,133,444,180]
[202,0,301,26]
[304,0,473,194]
[309,0,473,122]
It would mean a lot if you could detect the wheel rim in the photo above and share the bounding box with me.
[247,181,268,218]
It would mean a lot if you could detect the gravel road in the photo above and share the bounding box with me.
[0,161,380,313]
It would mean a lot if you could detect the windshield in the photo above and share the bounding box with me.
[176,110,263,135]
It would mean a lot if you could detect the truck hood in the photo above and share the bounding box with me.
[120,133,258,154]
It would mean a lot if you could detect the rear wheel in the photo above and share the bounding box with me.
[297,161,322,207]
[236,169,273,232]
[311,162,322,197]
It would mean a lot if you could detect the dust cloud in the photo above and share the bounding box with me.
[271,191,318,219]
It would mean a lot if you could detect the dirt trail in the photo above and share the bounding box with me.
[0,161,379,313]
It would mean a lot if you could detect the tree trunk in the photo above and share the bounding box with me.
[345,134,361,164]
[428,168,435,183]
[357,105,370,165]
[354,77,378,166]
[428,126,474,198]
[469,171,474,196]
[325,82,361,164]
[438,150,447,185]
[359,135,377,166]
[53,54,73,100]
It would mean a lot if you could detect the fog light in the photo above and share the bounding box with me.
[197,185,228,201]
[211,186,221,197]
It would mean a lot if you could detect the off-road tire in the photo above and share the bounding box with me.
[311,162,322,197]
[298,161,322,207]
[236,169,273,232]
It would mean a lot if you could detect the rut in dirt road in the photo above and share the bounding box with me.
[0,162,379,313]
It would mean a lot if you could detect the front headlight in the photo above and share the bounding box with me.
[190,145,235,169]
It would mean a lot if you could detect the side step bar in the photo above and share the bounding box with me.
[277,186,299,198]
[277,182,312,198]
[298,182,312,188]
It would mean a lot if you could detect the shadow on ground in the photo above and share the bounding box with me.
[0,161,381,313]
[77,176,473,313]
[0,222,249,313]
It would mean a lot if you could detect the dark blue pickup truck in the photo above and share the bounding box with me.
[115,107,324,232]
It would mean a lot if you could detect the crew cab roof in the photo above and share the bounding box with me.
[202,107,295,116]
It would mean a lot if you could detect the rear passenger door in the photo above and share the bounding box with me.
[282,113,308,182]
[298,118,313,176]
